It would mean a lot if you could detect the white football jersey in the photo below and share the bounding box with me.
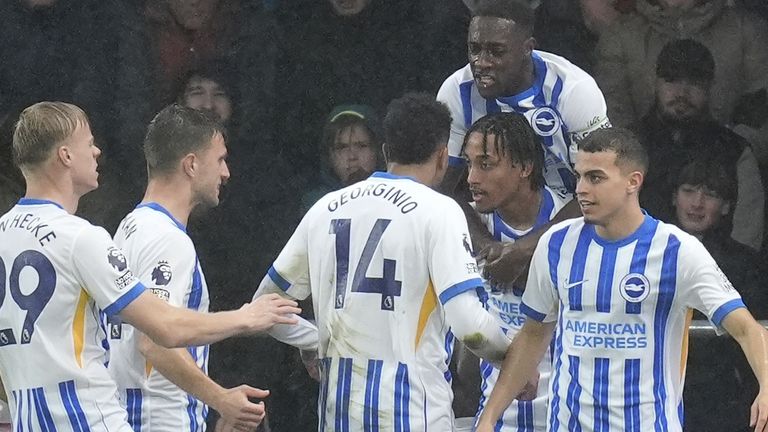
[437,50,611,195]
[521,215,744,432]
[267,172,484,431]
[109,203,210,432]
[0,198,145,431]
[474,186,570,431]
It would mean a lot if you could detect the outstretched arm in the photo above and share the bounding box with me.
[138,334,266,430]
[722,308,768,432]
[253,273,319,351]
[475,319,556,432]
[443,289,512,367]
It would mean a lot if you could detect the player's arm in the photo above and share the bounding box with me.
[436,74,471,195]
[475,319,556,432]
[443,289,511,366]
[0,374,6,402]
[137,334,267,430]
[721,309,768,432]
[252,272,319,351]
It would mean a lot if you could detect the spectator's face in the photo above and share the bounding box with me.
[64,121,102,196]
[574,150,641,227]
[192,132,230,209]
[656,78,709,122]
[464,131,530,214]
[674,184,728,235]
[328,0,371,16]
[167,0,219,31]
[468,17,533,99]
[182,77,233,123]
[329,124,377,185]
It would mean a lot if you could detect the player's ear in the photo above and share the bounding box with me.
[181,153,197,177]
[437,145,449,171]
[57,145,72,167]
[520,161,533,179]
[523,36,536,56]
[627,170,643,194]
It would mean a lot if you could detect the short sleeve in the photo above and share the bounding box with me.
[677,239,745,329]
[520,229,561,323]
[560,77,611,155]
[268,211,312,300]
[131,232,196,307]
[436,73,469,165]
[427,200,483,305]
[72,226,144,317]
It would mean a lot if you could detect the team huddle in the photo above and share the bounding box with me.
[2,0,768,432]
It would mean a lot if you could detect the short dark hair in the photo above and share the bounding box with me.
[143,104,224,177]
[460,112,544,190]
[656,39,715,84]
[383,93,451,165]
[175,59,236,104]
[675,158,737,204]
[579,128,648,173]
[472,0,535,36]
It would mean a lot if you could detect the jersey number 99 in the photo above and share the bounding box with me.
[0,250,56,346]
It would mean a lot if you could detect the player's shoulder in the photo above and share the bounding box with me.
[534,50,594,83]
[437,64,473,99]
[651,218,707,250]
[541,216,585,242]
[116,206,194,248]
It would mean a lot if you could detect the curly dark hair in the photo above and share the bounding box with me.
[472,0,535,36]
[383,93,451,165]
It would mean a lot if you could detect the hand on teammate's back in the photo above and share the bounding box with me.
[240,294,301,333]
[478,239,534,286]
[214,386,268,432]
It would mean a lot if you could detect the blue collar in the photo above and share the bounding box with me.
[370,171,417,182]
[17,198,64,210]
[136,202,187,232]
[585,213,659,248]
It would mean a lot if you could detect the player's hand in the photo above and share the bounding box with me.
[213,386,268,431]
[241,294,301,333]
[516,372,539,401]
[300,349,321,382]
[478,240,534,286]
[750,389,768,432]
[474,419,495,432]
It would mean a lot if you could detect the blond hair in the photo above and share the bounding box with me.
[13,102,90,171]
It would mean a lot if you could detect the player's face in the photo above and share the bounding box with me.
[65,121,101,195]
[673,184,728,235]
[468,16,532,99]
[656,78,709,123]
[192,132,229,209]
[329,124,377,185]
[167,0,219,30]
[464,132,529,213]
[574,151,637,227]
[182,77,232,123]
[327,0,371,16]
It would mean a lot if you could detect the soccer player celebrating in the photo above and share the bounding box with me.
[459,112,571,431]
[476,128,768,432]
[437,0,610,284]
[253,93,512,431]
[0,102,300,431]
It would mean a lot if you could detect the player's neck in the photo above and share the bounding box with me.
[594,204,646,241]
[23,172,80,214]
[496,187,541,231]
[387,163,439,188]
[142,179,194,227]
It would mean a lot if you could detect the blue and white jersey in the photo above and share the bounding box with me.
[267,172,485,431]
[521,215,745,432]
[0,199,145,432]
[109,203,210,432]
[474,187,570,431]
[437,50,610,195]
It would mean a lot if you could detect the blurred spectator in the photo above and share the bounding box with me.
[672,159,767,317]
[594,0,768,132]
[178,64,234,126]
[274,0,424,174]
[301,104,384,212]
[636,39,764,250]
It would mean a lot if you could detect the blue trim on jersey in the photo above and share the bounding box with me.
[17,198,64,210]
[136,202,186,232]
[566,356,582,432]
[59,381,90,432]
[32,388,57,432]
[186,393,199,432]
[548,227,569,288]
[319,358,331,432]
[11,390,18,432]
[126,389,142,432]
[568,226,592,311]
[652,235,680,431]
[26,389,33,432]
[102,281,146,317]
[624,358,641,432]
[187,263,203,310]
[549,302,566,431]
[460,81,474,129]
[497,53,548,107]
[550,76,564,109]
[486,98,501,115]
[448,155,466,167]
[364,360,383,432]
[394,363,411,432]
[370,171,417,182]
[711,299,746,327]
[625,222,657,314]
[517,400,533,431]
[335,358,353,432]
[595,247,617,313]
[520,302,547,322]
[267,266,291,291]
[439,278,483,305]
[593,358,610,432]
[588,214,658,248]
[536,188,556,228]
